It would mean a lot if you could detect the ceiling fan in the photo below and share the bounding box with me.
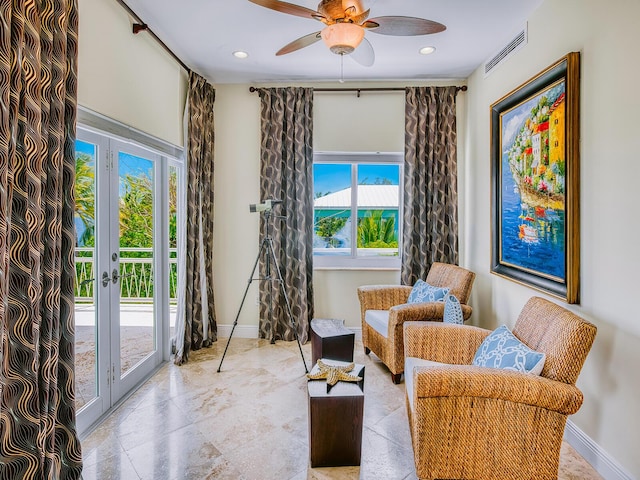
[248,0,446,67]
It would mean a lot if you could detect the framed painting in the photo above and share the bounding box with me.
[490,52,580,304]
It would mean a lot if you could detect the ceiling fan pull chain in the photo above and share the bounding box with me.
[339,52,345,83]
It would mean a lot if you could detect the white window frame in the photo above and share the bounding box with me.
[313,151,403,270]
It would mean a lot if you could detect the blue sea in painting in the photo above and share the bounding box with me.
[500,153,565,279]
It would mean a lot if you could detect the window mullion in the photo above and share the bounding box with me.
[351,163,358,258]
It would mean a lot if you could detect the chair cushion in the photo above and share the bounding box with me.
[407,279,449,304]
[443,293,464,324]
[405,357,445,411]
[472,325,546,375]
[365,310,389,338]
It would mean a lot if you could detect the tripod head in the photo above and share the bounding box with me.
[249,198,282,213]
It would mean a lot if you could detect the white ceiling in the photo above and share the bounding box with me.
[121,0,543,84]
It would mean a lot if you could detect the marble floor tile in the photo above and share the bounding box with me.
[80,338,602,480]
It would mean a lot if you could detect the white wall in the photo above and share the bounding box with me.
[213,81,466,331]
[465,0,640,477]
[78,0,188,146]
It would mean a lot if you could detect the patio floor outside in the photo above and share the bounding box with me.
[74,303,176,410]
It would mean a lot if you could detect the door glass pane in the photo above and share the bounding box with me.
[118,151,156,376]
[313,163,352,255]
[356,164,400,257]
[74,139,98,410]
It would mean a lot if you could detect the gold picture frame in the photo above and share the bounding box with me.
[490,52,580,304]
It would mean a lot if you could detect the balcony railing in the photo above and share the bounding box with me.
[75,247,177,303]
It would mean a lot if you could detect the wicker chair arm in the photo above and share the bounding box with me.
[412,364,584,415]
[389,301,473,327]
[404,321,490,365]
[391,302,445,323]
[357,285,412,312]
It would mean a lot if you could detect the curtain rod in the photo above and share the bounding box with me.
[113,0,190,73]
[249,85,467,96]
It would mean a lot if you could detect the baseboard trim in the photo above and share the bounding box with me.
[564,420,633,480]
[217,324,259,339]
[350,327,363,340]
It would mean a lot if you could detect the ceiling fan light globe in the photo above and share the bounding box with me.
[321,23,364,55]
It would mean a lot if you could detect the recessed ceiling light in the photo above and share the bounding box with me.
[419,46,436,55]
[232,51,249,59]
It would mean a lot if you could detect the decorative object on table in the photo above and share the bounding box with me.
[357,262,476,384]
[307,359,362,388]
[490,52,580,304]
[310,318,355,365]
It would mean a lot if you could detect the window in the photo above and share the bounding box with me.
[313,152,402,268]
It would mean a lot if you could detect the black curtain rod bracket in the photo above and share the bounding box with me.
[132,23,148,34]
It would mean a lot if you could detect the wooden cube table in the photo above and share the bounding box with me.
[310,318,355,366]
[307,360,365,467]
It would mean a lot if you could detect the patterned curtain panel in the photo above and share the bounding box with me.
[402,86,459,285]
[256,87,314,344]
[174,72,217,365]
[0,1,83,478]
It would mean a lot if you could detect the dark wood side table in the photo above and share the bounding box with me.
[310,318,355,366]
[307,360,365,467]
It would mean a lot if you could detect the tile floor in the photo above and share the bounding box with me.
[80,337,603,480]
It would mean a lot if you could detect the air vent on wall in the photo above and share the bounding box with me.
[484,24,528,77]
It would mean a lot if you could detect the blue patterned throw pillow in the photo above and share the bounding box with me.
[472,325,546,375]
[443,294,464,325]
[407,279,449,304]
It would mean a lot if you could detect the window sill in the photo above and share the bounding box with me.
[313,256,401,271]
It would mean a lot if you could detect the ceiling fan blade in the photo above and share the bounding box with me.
[351,36,375,67]
[276,31,322,56]
[366,16,446,36]
[248,0,324,21]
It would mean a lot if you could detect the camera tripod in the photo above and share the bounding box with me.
[217,208,308,373]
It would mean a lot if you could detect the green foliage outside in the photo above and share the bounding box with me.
[75,153,95,249]
[74,154,178,299]
[357,211,398,250]
[315,214,347,247]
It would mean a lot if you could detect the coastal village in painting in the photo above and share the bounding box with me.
[503,80,566,249]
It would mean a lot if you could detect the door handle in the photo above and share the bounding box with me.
[111,268,135,284]
[79,277,95,287]
[101,271,110,287]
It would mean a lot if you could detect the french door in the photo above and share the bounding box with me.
[74,127,171,434]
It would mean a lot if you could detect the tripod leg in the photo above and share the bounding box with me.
[217,238,269,372]
[266,239,309,373]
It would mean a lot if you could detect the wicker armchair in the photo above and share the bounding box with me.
[403,296,597,480]
[357,262,475,384]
